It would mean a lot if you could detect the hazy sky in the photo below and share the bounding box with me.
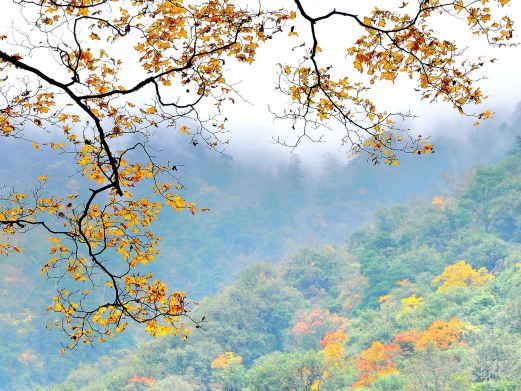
[221,1,521,166]
[2,0,521,167]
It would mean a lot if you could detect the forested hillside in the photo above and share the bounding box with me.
[1,112,519,390]
[35,142,521,390]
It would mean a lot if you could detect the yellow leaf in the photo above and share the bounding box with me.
[480,110,493,119]
[354,59,363,73]
[179,125,189,134]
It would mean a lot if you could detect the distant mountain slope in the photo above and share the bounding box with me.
[0,106,520,389]
[37,125,521,391]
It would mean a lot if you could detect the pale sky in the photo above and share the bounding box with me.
[1,0,521,167]
[222,0,521,166]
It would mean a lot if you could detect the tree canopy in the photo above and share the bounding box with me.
[0,0,515,348]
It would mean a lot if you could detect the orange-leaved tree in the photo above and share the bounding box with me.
[352,341,401,389]
[394,318,467,352]
[0,0,515,349]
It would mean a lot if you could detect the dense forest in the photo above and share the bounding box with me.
[35,138,521,390]
[0,112,517,389]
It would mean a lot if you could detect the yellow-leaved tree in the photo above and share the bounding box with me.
[211,352,243,370]
[0,0,515,349]
[432,260,494,292]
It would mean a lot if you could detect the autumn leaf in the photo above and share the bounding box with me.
[354,59,363,73]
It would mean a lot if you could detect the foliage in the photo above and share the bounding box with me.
[245,351,329,391]
[210,352,242,370]
[321,330,349,368]
[400,294,424,313]
[394,318,466,352]
[352,341,401,389]
[432,261,494,292]
[0,0,516,348]
[33,144,521,391]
